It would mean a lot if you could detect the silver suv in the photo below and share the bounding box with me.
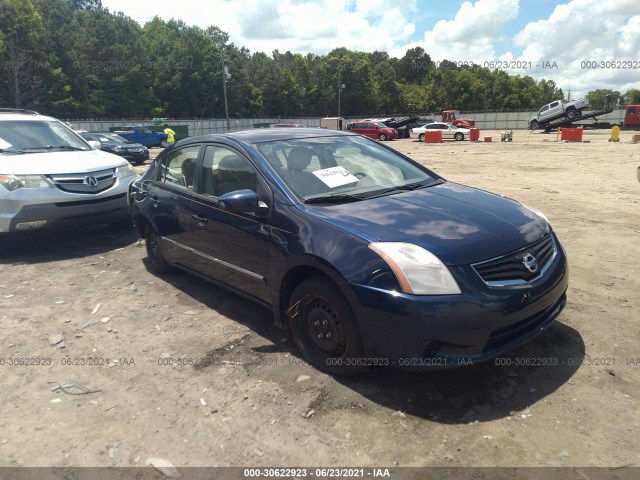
[0,109,137,233]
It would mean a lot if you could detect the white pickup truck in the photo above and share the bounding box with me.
[527,98,589,130]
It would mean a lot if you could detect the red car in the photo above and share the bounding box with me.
[346,121,398,141]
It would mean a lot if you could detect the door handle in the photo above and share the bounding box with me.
[192,214,208,225]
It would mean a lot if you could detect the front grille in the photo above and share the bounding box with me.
[472,235,557,286]
[54,193,126,207]
[47,168,116,194]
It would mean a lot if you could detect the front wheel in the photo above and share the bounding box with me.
[454,132,464,141]
[288,276,366,376]
[145,223,172,273]
[378,133,387,141]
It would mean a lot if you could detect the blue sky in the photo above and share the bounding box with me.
[101,0,640,97]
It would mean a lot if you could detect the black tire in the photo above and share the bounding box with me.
[145,223,172,273]
[529,120,539,130]
[454,132,464,141]
[288,276,366,376]
[565,108,578,121]
[378,133,387,141]
[418,133,425,142]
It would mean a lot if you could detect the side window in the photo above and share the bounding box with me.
[159,145,201,190]
[540,105,549,113]
[202,145,258,197]
[629,106,636,115]
[550,102,560,108]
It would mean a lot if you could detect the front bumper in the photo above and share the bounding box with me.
[0,180,134,233]
[349,241,569,370]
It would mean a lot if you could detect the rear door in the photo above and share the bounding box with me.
[545,101,562,121]
[144,144,202,266]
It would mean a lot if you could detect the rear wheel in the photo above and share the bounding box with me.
[288,276,366,376]
[378,133,387,141]
[566,108,578,120]
[145,223,172,273]
[418,133,425,142]
[454,132,464,141]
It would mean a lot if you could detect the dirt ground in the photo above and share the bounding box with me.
[1,129,639,471]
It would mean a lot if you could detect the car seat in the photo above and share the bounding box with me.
[285,146,328,197]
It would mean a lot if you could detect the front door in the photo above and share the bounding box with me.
[187,144,272,303]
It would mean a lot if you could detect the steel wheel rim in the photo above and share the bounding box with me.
[304,299,347,357]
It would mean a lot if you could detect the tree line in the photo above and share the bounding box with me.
[2,0,639,119]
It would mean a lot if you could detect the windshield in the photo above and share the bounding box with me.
[0,120,90,153]
[255,135,440,202]
[96,133,129,143]
[374,122,387,128]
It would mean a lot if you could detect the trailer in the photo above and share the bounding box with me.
[532,95,613,133]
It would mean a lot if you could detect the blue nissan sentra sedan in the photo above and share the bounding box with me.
[129,128,568,375]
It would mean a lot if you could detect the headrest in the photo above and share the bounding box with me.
[287,146,313,171]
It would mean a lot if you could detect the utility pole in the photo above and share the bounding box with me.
[337,65,345,117]
[221,46,231,131]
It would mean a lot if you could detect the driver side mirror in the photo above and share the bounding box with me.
[88,140,101,150]
[219,189,268,215]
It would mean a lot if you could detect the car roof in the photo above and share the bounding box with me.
[0,110,58,122]
[185,128,355,144]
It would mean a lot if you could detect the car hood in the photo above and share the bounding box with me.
[0,149,128,175]
[306,182,549,266]
[103,142,146,149]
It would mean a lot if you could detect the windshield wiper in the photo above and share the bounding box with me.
[0,148,26,154]
[304,193,364,204]
[42,145,86,151]
[368,180,443,198]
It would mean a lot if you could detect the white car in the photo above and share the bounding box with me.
[412,122,470,142]
[0,109,137,234]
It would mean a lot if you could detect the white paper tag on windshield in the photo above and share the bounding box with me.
[312,166,359,188]
[0,138,13,149]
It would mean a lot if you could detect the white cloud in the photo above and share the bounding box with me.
[103,0,417,54]
[393,0,520,61]
[507,0,640,96]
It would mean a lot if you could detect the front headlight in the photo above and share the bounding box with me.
[0,174,53,192]
[521,203,549,223]
[117,164,136,179]
[369,242,461,295]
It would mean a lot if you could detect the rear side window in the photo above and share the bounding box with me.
[159,145,201,190]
